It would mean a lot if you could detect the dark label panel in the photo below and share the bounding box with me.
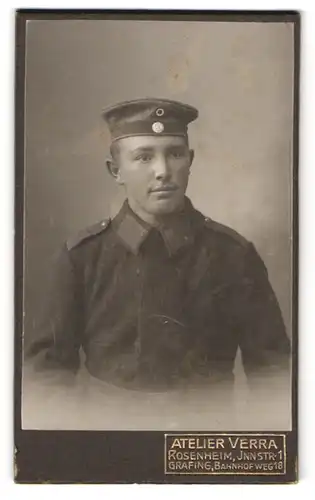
[164,434,286,475]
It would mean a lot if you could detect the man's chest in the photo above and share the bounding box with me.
[80,239,234,333]
[83,248,192,317]
[76,237,240,382]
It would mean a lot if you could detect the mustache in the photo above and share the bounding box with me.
[149,184,178,192]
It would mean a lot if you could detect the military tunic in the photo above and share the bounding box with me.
[27,197,290,391]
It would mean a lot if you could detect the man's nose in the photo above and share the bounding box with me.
[152,156,171,180]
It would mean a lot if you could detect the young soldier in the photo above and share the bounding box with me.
[26,98,290,394]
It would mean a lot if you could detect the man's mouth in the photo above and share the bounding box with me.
[150,185,178,193]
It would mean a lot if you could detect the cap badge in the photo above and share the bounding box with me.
[156,108,165,117]
[152,121,164,134]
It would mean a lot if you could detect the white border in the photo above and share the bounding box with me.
[1,2,315,498]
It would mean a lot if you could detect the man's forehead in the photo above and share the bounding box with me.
[117,135,188,151]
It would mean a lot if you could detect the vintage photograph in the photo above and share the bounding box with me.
[20,15,295,434]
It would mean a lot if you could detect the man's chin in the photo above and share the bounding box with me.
[147,198,183,215]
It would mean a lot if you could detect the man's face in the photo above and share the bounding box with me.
[109,135,194,217]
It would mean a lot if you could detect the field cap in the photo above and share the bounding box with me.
[102,98,198,142]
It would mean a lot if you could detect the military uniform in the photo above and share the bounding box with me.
[26,97,290,394]
[27,196,290,391]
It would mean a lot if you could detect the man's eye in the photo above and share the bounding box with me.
[169,151,184,159]
[135,154,153,162]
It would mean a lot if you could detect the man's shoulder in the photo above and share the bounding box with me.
[198,212,250,250]
[66,218,111,251]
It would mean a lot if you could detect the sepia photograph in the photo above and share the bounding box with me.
[18,14,296,434]
[14,12,299,484]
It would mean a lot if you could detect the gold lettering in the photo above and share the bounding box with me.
[229,437,239,449]
[170,438,182,449]
[269,439,278,450]
[217,438,224,449]
[207,439,216,449]
[188,438,195,449]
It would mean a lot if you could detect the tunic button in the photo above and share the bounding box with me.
[136,268,140,276]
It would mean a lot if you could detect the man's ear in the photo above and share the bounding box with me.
[106,157,123,184]
[189,149,195,166]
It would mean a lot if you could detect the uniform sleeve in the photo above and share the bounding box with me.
[24,244,83,382]
[236,243,291,384]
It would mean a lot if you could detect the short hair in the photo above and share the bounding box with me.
[110,141,121,161]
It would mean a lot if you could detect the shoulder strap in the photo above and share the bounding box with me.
[203,217,249,247]
[66,218,111,250]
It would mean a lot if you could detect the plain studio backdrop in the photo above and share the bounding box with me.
[22,19,294,429]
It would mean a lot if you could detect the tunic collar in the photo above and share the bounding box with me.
[112,197,198,256]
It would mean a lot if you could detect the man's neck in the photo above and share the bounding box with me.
[127,199,185,227]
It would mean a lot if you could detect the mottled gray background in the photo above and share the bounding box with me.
[23,20,294,429]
